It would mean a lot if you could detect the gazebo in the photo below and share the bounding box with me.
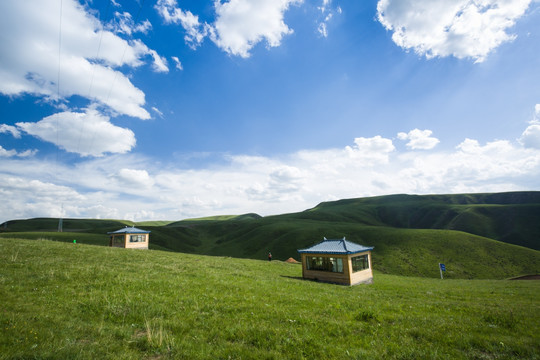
[107,226,150,249]
[298,237,373,285]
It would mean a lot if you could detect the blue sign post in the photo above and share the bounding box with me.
[439,263,446,279]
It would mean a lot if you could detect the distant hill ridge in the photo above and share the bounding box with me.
[299,191,540,250]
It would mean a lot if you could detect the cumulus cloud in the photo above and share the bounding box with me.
[377,0,533,62]
[519,104,540,149]
[397,129,440,150]
[113,168,154,188]
[16,107,136,157]
[211,0,302,57]
[156,0,302,58]
[520,124,540,149]
[346,135,396,164]
[0,0,169,119]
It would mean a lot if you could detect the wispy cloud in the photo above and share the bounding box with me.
[108,11,152,36]
[0,124,21,138]
[171,56,183,70]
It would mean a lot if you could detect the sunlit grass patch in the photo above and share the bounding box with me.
[0,238,539,359]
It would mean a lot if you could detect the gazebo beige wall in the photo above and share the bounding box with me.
[109,233,149,249]
[300,251,373,286]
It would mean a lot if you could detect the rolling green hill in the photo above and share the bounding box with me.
[297,192,540,250]
[1,192,539,279]
[1,239,539,359]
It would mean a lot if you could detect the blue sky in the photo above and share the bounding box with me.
[1,0,540,223]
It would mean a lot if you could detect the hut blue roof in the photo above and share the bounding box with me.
[107,226,151,235]
[298,237,373,255]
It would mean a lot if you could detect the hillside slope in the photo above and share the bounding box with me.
[1,192,539,279]
[2,239,539,359]
[296,192,540,250]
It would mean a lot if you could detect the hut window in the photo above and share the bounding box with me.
[351,254,369,272]
[129,235,146,243]
[112,236,124,245]
[306,256,343,273]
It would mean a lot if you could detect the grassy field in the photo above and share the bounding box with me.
[3,221,539,279]
[1,238,539,359]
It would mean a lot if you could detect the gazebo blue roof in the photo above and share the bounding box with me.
[107,226,151,235]
[298,237,373,255]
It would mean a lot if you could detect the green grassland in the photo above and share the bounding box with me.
[1,239,539,359]
[2,192,539,279]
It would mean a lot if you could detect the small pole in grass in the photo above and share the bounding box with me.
[73,239,76,244]
[439,263,446,279]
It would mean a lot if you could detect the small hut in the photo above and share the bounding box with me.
[298,237,373,285]
[108,226,150,249]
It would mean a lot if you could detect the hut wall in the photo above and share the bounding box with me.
[124,233,149,249]
[111,234,127,248]
[348,252,373,285]
[301,254,350,285]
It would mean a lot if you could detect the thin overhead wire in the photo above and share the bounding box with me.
[104,0,147,104]
[86,0,147,156]
[76,0,112,154]
[55,0,63,172]
[57,0,64,226]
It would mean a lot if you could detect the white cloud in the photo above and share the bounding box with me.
[108,12,152,36]
[113,168,154,188]
[152,107,164,118]
[148,50,169,73]
[317,0,340,38]
[345,135,396,164]
[518,104,540,149]
[156,0,302,58]
[520,123,540,149]
[0,0,169,119]
[212,0,303,57]
[16,107,136,157]
[171,56,183,70]
[377,0,533,62]
[318,22,328,37]
[155,0,211,48]
[0,146,17,158]
[0,124,21,138]
[397,129,440,150]
[1,126,539,224]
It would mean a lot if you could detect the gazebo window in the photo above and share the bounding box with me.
[112,236,124,246]
[306,256,343,273]
[351,254,369,272]
[129,235,146,243]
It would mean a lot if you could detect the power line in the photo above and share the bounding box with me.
[76,0,113,154]
[86,0,147,155]
[56,0,64,226]
[56,0,63,169]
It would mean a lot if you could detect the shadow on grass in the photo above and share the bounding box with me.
[280,275,305,282]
